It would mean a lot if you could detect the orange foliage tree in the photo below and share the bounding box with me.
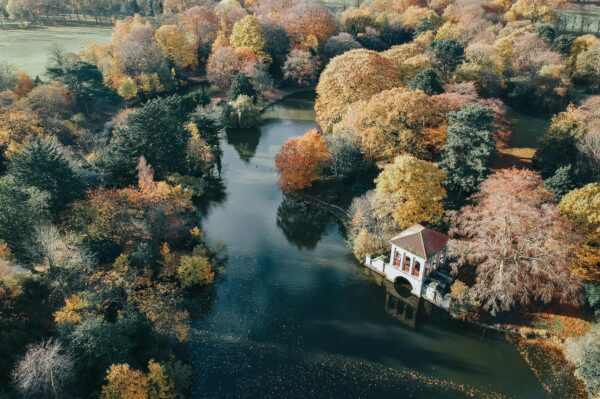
[275,129,329,193]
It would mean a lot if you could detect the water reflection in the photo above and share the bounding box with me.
[364,268,433,330]
[276,194,334,249]
[225,128,262,164]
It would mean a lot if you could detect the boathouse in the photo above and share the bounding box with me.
[365,224,452,309]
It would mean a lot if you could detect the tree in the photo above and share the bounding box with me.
[407,68,444,95]
[10,138,83,214]
[544,165,577,200]
[224,95,260,129]
[450,169,581,315]
[101,363,149,399]
[206,46,242,89]
[533,131,579,179]
[0,178,38,259]
[322,33,362,60]
[114,26,164,77]
[12,339,74,399]
[324,135,366,180]
[104,96,191,185]
[506,0,563,23]
[565,323,600,398]
[340,87,446,162]
[315,49,399,132]
[12,70,34,98]
[275,129,329,193]
[49,61,118,115]
[574,41,600,91]
[227,72,256,101]
[429,39,464,77]
[21,83,73,120]
[440,104,496,196]
[229,15,269,61]
[0,61,17,91]
[559,183,600,246]
[177,245,214,288]
[282,50,318,88]
[155,24,198,69]
[371,155,446,230]
[280,0,335,49]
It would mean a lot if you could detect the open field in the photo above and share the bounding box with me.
[494,110,551,169]
[0,26,112,78]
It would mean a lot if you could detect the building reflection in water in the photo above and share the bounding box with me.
[363,268,432,330]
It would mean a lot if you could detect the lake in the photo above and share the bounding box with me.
[0,27,112,78]
[191,92,547,398]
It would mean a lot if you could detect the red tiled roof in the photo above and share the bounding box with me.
[389,224,448,259]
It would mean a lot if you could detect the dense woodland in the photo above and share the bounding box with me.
[0,0,599,397]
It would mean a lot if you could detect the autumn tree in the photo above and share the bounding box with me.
[450,169,581,314]
[280,0,335,49]
[12,70,34,98]
[229,15,269,61]
[322,33,362,60]
[339,87,446,162]
[177,245,215,288]
[315,49,399,132]
[155,24,198,69]
[101,363,149,399]
[371,155,447,229]
[206,46,242,89]
[282,50,319,87]
[505,0,564,23]
[559,183,600,246]
[275,129,329,193]
[440,104,496,196]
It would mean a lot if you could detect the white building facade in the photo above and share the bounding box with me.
[365,224,451,308]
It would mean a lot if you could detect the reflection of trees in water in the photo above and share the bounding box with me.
[226,128,261,164]
[194,176,227,218]
[185,284,218,321]
[276,194,333,250]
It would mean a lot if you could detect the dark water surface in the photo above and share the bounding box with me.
[191,93,547,399]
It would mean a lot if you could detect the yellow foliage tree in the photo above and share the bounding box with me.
[341,87,446,162]
[229,16,270,62]
[371,155,447,229]
[101,364,149,399]
[505,0,565,23]
[155,25,198,69]
[53,295,92,325]
[118,77,139,100]
[0,107,45,158]
[315,49,400,132]
[559,183,600,246]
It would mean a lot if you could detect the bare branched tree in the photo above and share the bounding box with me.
[450,169,582,315]
[12,339,74,398]
[32,225,95,299]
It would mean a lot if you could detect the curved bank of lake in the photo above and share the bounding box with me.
[190,92,547,399]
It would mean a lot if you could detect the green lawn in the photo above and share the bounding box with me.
[0,26,112,78]
[494,109,552,169]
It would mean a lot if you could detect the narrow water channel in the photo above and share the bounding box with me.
[190,92,547,399]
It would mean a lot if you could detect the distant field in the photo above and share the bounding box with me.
[557,4,600,35]
[0,26,112,78]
